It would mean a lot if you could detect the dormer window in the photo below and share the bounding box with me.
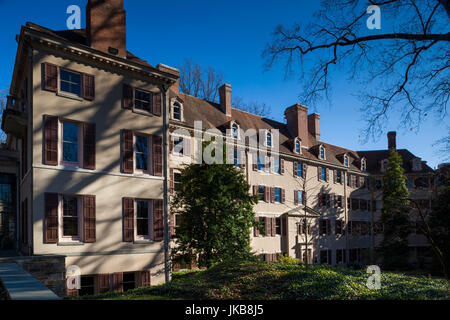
[173,102,182,120]
[412,158,422,172]
[295,139,301,154]
[319,145,326,160]
[344,155,349,167]
[266,131,272,147]
[232,122,239,139]
[381,159,388,172]
[361,158,367,172]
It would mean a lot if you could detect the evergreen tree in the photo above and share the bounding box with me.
[379,151,412,270]
[171,144,259,268]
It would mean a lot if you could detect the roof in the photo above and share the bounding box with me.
[25,22,153,68]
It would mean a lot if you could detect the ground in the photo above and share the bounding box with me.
[82,259,450,300]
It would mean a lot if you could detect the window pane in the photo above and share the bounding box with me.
[258,186,265,201]
[63,196,78,237]
[79,276,95,296]
[62,122,79,163]
[135,89,151,111]
[136,200,149,237]
[136,136,148,170]
[275,188,281,202]
[60,69,81,95]
[173,104,181,120]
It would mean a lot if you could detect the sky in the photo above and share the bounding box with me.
[0,0,448,168]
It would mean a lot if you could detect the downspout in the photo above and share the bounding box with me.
[29,46,34,256]
[162,84,171,283]
[344,170,349,265]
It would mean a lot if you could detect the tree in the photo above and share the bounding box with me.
[178,59,224,103]
[171,143,259,268]
[379,151,412,269]
[232,95,272,118]
[263,0,449,150]
[428,171,450,278]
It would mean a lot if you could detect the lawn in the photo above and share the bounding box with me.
[85,259,450,300]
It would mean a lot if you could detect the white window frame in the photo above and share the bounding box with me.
[266,131,272,147]
[59,120,83,168]
[319,145,326,160]
[59,67,82,98]
[171,101,183,121]
[58,194,83,243]
[295,139,301,154]
[361,158,366,172]
[134,133,152,174]
[231,122,240,140]
[134,199,153,241]
[344,155,349,167]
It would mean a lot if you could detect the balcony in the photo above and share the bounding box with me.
[1,96,27,138]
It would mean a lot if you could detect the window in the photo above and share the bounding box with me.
[123,273,136,292]
[297,190,304,205]
[319,219,328,235]
[320,167,326,181]
[62,121,79,164]
[295,139,301,153]
[232,123,239,139]
[174,172,182,192]
[299,219,309,235]
[296,163,303,177]
[173,136,184,156]
[79,276,95,296]
[135,135,149,171]
[335,220,343,235]
[257,155,265,171]
[319,146,325,159]
[344,155,349,167]
[381,159,388,172]
[266,131,272,147]
[60,69,81,96]
[173,102,181,120]
[320,250,331,265]
[361,159,367,172]
[62,196,80,239]
[336,170,342,183]
[375,179,382,190]
[272,157,280,174]
[336,249,346,264]
[274,188,281,203]
[336,195,343,208]
[136,200,150,239]
[233,150,240,167]
[275,218,281,235]
[258,186,265,201]
[134,89,151,111]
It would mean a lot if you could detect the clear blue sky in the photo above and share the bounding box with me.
[0,0,447,168]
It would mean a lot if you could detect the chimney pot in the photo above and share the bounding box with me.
[387,131,396,150]
[219,84,232,117]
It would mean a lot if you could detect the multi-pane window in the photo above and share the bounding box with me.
[336,195,343,208]
[320,167,326,181]
[266,132,272,147]
[79,276,95,296]
[272,157,280,174]
[136,200,150,238]
[60,69,81,96]
[258,185,265,201]
[123,273,136,292]
[335,220,343,235]
[275,218,281,235]
[298,190,304,205]
[134,89,151,111]
[135,135,148,171]
[344,155,349,167]
[319,146,325,159]
[274,188,281,203]
[173,102,181,120]
[173,137,184,155]
[62,196,79,237]
[62,122,79,163]
[361,159,366,171]
[336,170,342,183]
[297,163,303,177]
[174,172,182,192]
[295,140,300,153]
[257,155,264,171]
[232,123,239,139]
[234,150,240,167]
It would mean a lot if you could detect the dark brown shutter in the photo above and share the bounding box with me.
[98,274,110,294]
[170,168,175,194]
[280,159,284,175]
[43,63,58,92]
[82,74,95,101]
[43,115,58,166]
[83,195,96,243]
[240,151,246,169]
[333,170,337,184]
[253,185,258,196]
[254,217,260,237]
[302,163,307,178]
[294,190,298,205]
[326,220,331,235]
[293,162,298,177]
[317,166,321,181]
[271,217,276,236]
[153,92,161,116]
[265,218,271,236]
[123,84,133,109]
[153,199,164,241]
[302,191,306,205]
[281,214,287,236]
[123,197,134,242]
[121,130,134,174]
[281,189,285,203]
[83,122,96,170]
[113,273,123,292]
[169,135,174,154]
[44,193,58,243]
[153,135,163,176]
[141,271,151,287]
[326,168,330,182]
[169,214,175,236]
[264,186,270,202]
[270,187,275,203]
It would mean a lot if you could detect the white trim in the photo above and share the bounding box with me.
[58,194,83,244]
[134,199,153,242]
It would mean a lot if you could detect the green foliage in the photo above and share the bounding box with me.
[429,172,450,277]
[87,259,450,300]
[278,254,302,267]
[171,142,258,267]
[379,151,412,270]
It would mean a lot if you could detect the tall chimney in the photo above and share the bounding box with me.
[284,104,309,146]
[219,84,232,117]
[308,113,320,141]
[86,0,127,58]
[387,131,396,150]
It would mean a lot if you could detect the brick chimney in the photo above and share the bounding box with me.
[308,113,320,141]
[219,84,232,117]
[86,0,127,58]
[387,131,396,150]
[284,104,309,145]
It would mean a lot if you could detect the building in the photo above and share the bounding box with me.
[0,0,436,297]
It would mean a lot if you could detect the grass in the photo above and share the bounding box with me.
[84,259,450,300]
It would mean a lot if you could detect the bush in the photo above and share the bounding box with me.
[278,254,302,266]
